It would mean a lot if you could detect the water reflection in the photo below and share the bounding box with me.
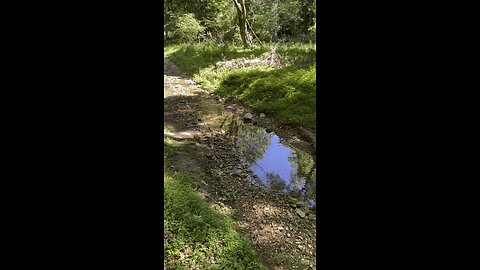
[232,122,316,207]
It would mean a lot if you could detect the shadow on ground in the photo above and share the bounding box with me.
[164,115,317,269]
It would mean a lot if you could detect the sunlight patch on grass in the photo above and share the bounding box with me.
[164,42,316,131]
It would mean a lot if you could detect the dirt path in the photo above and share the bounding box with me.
[164,59,317,269]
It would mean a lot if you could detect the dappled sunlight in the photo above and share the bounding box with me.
[165,134,267,269]
[164,41,316,269]
[250,202,283,218]
[232,196,317,268]
[165,43,272,76]
[164,130,202,140]
[166,43,316,131]
[164,138,191,148]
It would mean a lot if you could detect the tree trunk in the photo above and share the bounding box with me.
[232,0,252,48]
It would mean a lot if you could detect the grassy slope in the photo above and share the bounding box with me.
[164,141,266,269]
[164,43,316,131]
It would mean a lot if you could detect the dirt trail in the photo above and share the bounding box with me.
[164,59,316,270]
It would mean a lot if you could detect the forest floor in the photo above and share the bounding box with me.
[164,54,316,269]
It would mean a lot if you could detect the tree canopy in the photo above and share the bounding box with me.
[164,0,316,46]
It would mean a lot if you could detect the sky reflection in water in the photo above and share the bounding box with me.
[235,124,316,207]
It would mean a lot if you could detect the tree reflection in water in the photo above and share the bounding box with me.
[232,120,272,164]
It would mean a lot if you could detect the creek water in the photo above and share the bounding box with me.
[231,121,316,208]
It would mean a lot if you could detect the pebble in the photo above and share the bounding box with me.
[296,208,306,218]
[243,113,254,120]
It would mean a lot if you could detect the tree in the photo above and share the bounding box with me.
[232,0,252,48]
[164,0,317,44]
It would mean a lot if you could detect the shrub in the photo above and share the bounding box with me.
[173,13,205,43]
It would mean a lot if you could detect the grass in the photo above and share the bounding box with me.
[164,42,316,131]
[164,141,267,269]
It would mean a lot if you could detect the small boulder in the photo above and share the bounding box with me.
[296,208,306,218]
[243,113,254,121]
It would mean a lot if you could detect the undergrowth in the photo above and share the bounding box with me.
[164,42,316,131]
[164,141,267,270]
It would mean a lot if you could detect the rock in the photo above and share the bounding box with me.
[260,113,266,118]
[296,208,306,218]
[243,113,254,121]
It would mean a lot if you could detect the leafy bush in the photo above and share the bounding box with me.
[174,13,205,43]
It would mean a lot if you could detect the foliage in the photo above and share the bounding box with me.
[173,13,205,43]
[165,42,316,131]
[164,0,317,44]
[164,142,267,269]
[215,65,316,130]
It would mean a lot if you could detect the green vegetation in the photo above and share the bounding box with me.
[164,0,316,45]
[164,1,316,268]
[164,0,316,130]
[164,142,267,269]
[171,13,206,43]
[165,42,316,131]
